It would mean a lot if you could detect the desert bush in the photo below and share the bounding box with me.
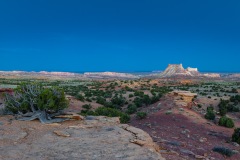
[82,104,92,110]
[205,106,215,120]
[133,97,143,107]
[219,100,228,116]
[232,128,240,144]
[96,96,106,105]
[86,98,92,102]
[76,93,85,102]
[134,91,144,97]
[219,116,234,128]
[136,112,147,119]
[231,88,238,93]
[81,104,93,114]
[142,95,151,106]
[4,83,69,123]
[111,95,126,107]
[129,94,134,98]
[230,95,240,103]
[126,104,137,114]
[151,94,161,104]
[212,147,235,157]
[94,107,130,123]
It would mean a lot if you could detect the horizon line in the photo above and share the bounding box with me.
[0,70,240,74]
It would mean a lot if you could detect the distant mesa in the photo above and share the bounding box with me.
[39,71,77,76]
[84,72,139,79]
[159,64,220,78]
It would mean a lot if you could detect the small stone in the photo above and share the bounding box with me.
[180,149,195,155]
[232,142,240,147]
[54,130,70,137]
[199,137,207,143]
[181,129,190,134]
[179,108,184,111]
[115,154,125,158]
[106,127,115,131]
[46,123,61,126]
[165,110,172,115]
[85,116,96,120]
[232,150,239,154]
[195,155,206,159]
[16,132,28,140]
[166,141,181,146]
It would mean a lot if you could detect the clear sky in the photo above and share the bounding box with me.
[0,0,239,72]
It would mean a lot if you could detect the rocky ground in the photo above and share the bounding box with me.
[0,115,165,160]
[130,95,240,160]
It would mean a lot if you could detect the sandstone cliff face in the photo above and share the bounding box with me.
[159,64,220,78]
[0,116,164,160]
[160,64,187,77]
[160,64,193,77]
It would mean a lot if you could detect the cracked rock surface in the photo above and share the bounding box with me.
[0,115,164,160]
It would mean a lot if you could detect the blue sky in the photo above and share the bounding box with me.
[0,0,239,72]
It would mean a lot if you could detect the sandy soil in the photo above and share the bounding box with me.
[130,95,240,160]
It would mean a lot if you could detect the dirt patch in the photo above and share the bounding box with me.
[130,96,240,160]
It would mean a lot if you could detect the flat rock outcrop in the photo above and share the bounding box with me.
[0,115,164,160]
[172,90,197,108]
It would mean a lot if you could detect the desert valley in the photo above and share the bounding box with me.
[0,64,240,160]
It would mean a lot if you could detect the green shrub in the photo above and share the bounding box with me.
[129,94,134,98]
[133,97,143,107]
[232,128,240,144]
[136,112,147,119]
[76,94,85,102]
[96,96,106,105]
[94,107,130,123]
[111,95,126,107]
[205,106,215,120]
[151,95,161,104]
[142,95,151,106]
[4,84,69,123]
[5,84,68,114]
[126,104,137,114]
[134,91,144,97]
[218,99,229,116]
[82,104,92,110]
[86,98,92,102]
[212,147,235,157]
[219,116,234,128]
